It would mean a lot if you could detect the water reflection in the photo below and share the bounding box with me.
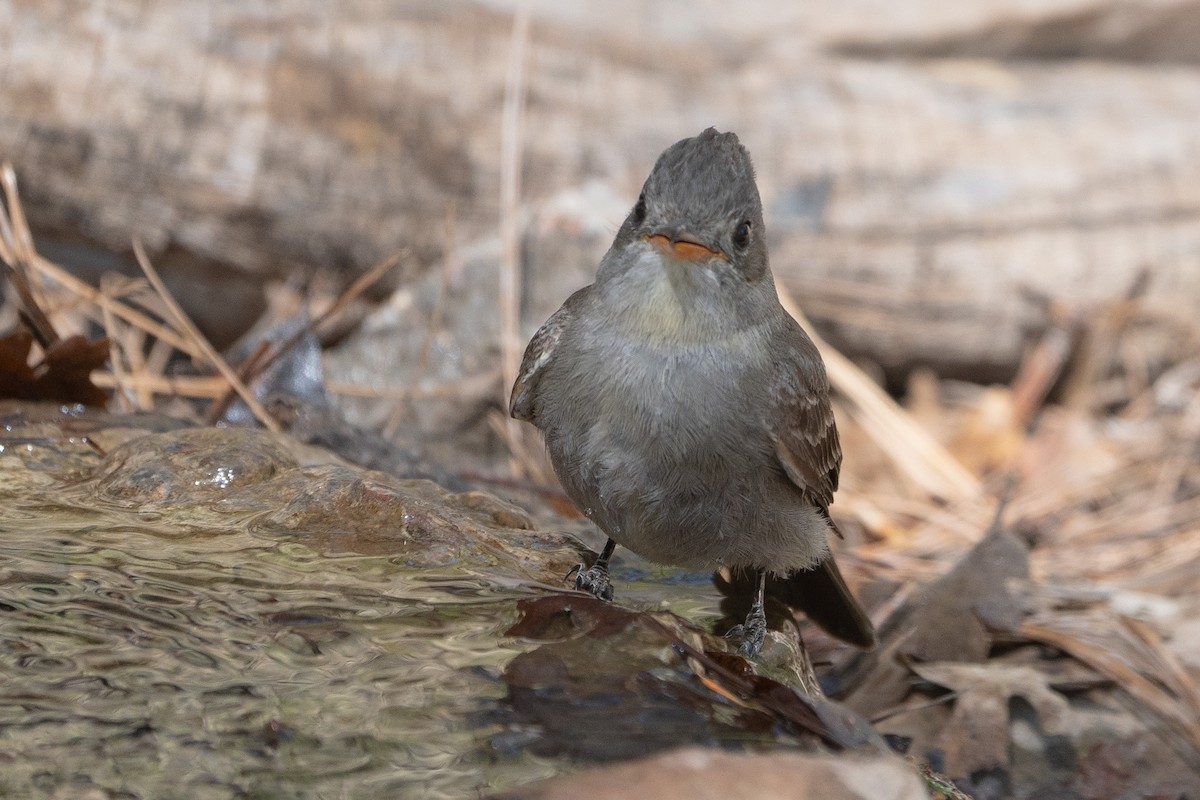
[0,494,552,798]
[0,419,760,799]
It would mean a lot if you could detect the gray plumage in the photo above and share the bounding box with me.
[511,128,874,649]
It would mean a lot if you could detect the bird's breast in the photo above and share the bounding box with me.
[537,321,795,568]
[540,319,778,496]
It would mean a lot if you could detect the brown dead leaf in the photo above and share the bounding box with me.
[840,529,1030,717]
[503,594,882,753]
[913,662,1070,778]
[0,330,109,406]
[0,330,36,385]
[1073,742,1134,800]
[36,334,110,406]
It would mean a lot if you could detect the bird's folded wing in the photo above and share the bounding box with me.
[509,286,591,423]
[767,325,842,513]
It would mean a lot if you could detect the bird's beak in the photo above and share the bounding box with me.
[644,230,727,262]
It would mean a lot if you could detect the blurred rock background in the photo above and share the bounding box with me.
[3,0,1199,460]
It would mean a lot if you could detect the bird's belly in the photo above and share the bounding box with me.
[541,346,824,571]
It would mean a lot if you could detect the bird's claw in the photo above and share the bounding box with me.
[567,562,614,601]
[726,611,767,657]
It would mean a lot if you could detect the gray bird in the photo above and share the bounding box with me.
[510,128,875,655]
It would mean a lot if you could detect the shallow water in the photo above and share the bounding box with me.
[1,511,514,797]
[0,417,731,799]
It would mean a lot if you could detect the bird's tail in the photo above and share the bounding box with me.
[719,557,876,649]
[766,557,875,648]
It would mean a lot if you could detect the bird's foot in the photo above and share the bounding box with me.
[726,604,767,657]
[565,561,614,601]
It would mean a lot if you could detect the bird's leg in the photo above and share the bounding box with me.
[726,569,768,657]
[566,538,616,601]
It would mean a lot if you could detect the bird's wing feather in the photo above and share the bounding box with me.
[767,322,842,512]
[509,286,591,423]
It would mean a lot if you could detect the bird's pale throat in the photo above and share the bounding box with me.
[644,232,727,262]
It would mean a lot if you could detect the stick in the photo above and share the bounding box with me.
[132,239,280,432]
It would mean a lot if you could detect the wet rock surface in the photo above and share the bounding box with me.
[2,401,1197,798]
[94,428,299,505]
[0,401,907,799]
[492,746,929,800]
[493,594,882,764]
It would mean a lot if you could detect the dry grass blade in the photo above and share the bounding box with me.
[0,172,16,265]
[202,340,274,425]
[1,164,59,347]
[314,251,405,330]
[775,283,981,503]
[98,274,132,411]
[28,253,197,356]
[132,239,280,432]
[204,250,406,425]
[0,164,34,257]
[1009,321,1072,429]
[123,325,155,410]
[1021,618,1200,761]
[1121,614,1200,723]
[0,194,194,357]
[1059,268,1151,413]
[328,368,500,401]
[91,371,226,398]
[499,0,532,474]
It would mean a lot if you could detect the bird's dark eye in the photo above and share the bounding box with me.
[632,195,647,225]
[733,220,752,249]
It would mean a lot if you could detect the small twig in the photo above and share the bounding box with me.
[29,252,197,356]
[122,325,154,410]
[144,336,175,378]
[132,239,280,432]
[98,274,133,412]
[203,250,405,425]
[869,691,960,724]
[312,250,404,331]
[1,164,60,347]
[90,371,226,398]
[1009,304,1074,429]
[0,164,35,258]
[326,368,500,401]
[0,179,16,265]
[499,0,532,472]
[203,339,273,425]
[1059,267,1152,414]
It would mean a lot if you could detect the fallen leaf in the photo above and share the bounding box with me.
[913,661,1070,778]
[0,330,109,406]
[839,529,1031,716]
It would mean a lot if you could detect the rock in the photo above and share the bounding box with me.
[93,427,298,505]
[491,747,928,800]
[6,0,1200,402]
[79,422,581,575]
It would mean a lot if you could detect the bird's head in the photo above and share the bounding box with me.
[596,129,778,339]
